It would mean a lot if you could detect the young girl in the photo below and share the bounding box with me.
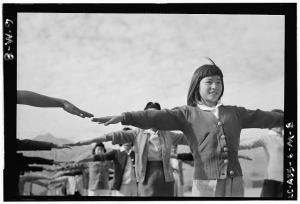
[87,143,110,196]
[92,58,283,197]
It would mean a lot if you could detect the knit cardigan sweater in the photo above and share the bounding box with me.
[121,105,283,180]
[104,129,188,183]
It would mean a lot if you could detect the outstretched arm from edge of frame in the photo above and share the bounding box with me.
[17,90,93,118]
[20,174,51,182]
[65,135,107,147]
[69,129,137,148]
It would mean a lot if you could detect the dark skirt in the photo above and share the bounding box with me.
[138,161,174,197]
[260,179,283,197]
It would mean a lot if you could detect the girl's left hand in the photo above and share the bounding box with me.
[92,115,123,126]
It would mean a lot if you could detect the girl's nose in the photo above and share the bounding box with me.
[211,83,217,89]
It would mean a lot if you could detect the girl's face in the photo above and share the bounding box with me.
[199,75,223,107]
[95,146,105,155]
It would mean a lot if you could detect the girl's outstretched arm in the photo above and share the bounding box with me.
[17,90,93,118]
[65,135,107,147]
[92,106,189,131]
[17,139,68,151]
[76,155,95,163]
[49,176,69,185]
[53,144,72,150]
[20,174,51,182]
[67,129,136,147]
[237,107,283,129]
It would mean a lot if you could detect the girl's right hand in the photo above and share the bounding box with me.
[91,114,124,126]
[62,100,94,118]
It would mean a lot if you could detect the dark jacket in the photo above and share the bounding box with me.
[177,153,194,161]
[88,161,109,190]
[17,153,54,173]
[94,150,135,190]
[105,129,187,183]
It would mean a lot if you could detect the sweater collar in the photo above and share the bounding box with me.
[120,146,132,154]
[197,101,223,111]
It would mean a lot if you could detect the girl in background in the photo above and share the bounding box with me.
[239,109,284,197]
[71,102,188,196]
[87,143,110,196]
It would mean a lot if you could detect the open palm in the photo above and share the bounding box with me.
[91,115,123,126]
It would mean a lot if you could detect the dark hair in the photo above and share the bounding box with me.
[187,63,224,106]
[92,142,106,154]
[122,127,132,131]
[144,102,161,110]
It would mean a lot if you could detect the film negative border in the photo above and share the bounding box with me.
[2,3,297,201]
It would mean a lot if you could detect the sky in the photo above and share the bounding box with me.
[16,13,284,143]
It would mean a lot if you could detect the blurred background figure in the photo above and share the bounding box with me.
[87,143,110,196]
[17,90,93,118]
[88,102,189,196]
[239,109,284,198]
[77,130,137,196]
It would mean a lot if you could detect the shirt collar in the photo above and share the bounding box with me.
[120,146,132,154]
[197,101,223,111]
[120,146,126,152]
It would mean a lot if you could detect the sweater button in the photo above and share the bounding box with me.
[217,121,223,126]
[223,147,228,152]
[229,170,234,176]
[220,135,226,139]
[224,159,229,164]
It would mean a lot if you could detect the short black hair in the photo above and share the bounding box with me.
[144,102,161,110]
[92,142,106,154]
[122,127,132,131]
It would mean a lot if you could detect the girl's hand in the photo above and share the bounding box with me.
[91,114,124,126]
[62,100,94,118]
